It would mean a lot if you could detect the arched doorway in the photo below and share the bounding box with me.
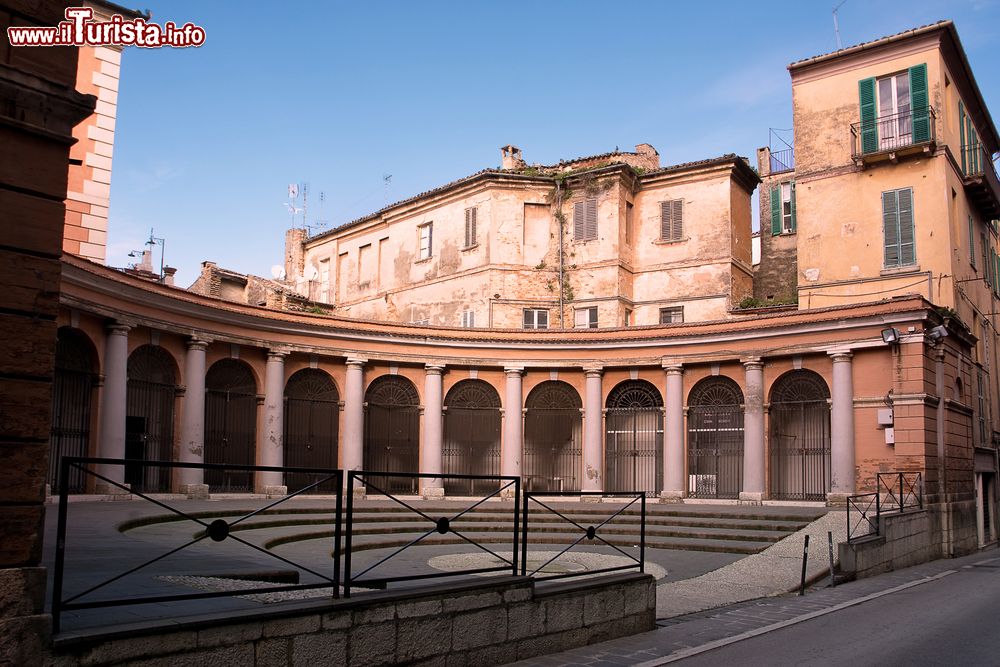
[50,328,97,493]
[443,380,501,496]
[363,375,420,494]
[204,359,257,492]
[524,381,582,493]
[284,368,339,493]
[769,370,831,501]
[687,377,744,499]
[605,380,663,496]
[125,345,177,492]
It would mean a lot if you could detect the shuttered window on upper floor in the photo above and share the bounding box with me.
[660,199,683,241]
[573,199,598,241]
[882,188,915,268]
[770,183,796,235]
[464,207,478,248]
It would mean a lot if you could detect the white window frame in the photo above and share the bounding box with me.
[574,306,598,329]
[877,71,912,147]
[461,309,475,328]
[418,222,433,260]
[658,306,683,324]
[780,183,794,233]
[523,308,548,330]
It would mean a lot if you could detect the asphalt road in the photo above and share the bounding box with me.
[677,557,1000,666]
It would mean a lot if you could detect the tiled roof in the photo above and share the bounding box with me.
[788,20,951,69]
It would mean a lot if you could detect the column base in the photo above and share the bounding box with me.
[580,494,602,503]
[180,484,210,500]
[826,492,852,508]
[421,486,445,500]
[738,491,764,505]
[499,486,517,501]
[262,485,287,498]
[94,482,131,498]
[659,491,684,504]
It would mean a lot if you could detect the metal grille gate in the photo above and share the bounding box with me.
[204,359,257,492]
[524,381,582,493]
[605,381,663,496]
[49,328,95,493]
[687,378,744,499]
[364,376,419,495]
[284,369,339,493]
[442,380,501,496]
[769,370,831,501]
[125,346,176,493]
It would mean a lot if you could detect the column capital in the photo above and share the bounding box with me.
[829,351,854,362]
[345,356,368,368]
[583,365,603,378]
[742,357,764,371]
[186,337,211,351]
[425,363,446,375]
[504,366,525,377]
[664,364,684,376]
[107,322,131,336]
[268,348,290,361]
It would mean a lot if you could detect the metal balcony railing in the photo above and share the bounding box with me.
[851,107,936,159]
[769,148,795,175]
[960,143,1000,219]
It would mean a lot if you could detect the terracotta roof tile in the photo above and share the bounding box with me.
[788,20,950,69]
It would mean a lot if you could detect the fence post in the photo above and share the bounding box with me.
[344,471,355,599]
[827,530,835,588]
[799,534,810,596]
[900,473,904,512]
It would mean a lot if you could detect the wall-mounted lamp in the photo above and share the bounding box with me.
[925,324,949,344]
[881,327,902,346]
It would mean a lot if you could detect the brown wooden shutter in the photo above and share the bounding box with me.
[661,200,683,241]
[574,201,585,240]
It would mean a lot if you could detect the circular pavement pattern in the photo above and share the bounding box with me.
[427,550,667,580]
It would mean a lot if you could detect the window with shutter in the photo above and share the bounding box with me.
[461,309,475,328]
[574,307,598,329]
[660,199,683,241]
[970,215,977,269]
[882,188,915,268]
[983,233,991,288]
[859,77,878,154]
[464,207,477,248]
[909,64,930,143]
[573,199,598,241]
[770,186,782,236]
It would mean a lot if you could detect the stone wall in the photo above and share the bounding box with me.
[838,509,938,579]
[52,573,655,666]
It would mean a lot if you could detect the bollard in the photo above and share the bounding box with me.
[799,534,810,596]
[828,530,835,588]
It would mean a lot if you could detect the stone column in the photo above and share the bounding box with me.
[257,349,287,496]
[582,366,603,497]
[661,364,685,502]
[96,323,130,494]
[502,367,524,497]
[178,338,209,498]
[421,364,445,499]
[740,358,766,503]
[342,357,366,495]
[829,351,856,502]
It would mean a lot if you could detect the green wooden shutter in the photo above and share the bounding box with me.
[959,100,967,173]
[995,252,1000,296]
[790,181,797,232]
[770,185,782,235]
[969,215,976,267]
[910,64,930,143]
[859,77,878,154]
[883,190,900,267]
[898,188,915,266]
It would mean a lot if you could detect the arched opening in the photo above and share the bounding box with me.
[50,327,97,493]
[363,375,420,494]
[687,377,744,499]
[524,381,582,492]
[443,380,501,496]
[204,359,257,492]
[283,368,339,493]
[769,370,831,501]
[605,380,663,495]
[125,345,177,492]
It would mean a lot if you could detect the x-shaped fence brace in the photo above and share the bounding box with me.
[846,492,879,543]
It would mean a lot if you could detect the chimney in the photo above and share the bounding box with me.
[634,143,660,169]
[285,227,307,283]
[162,266,177,286]
[138,248,153,273]
[500,144,525,170]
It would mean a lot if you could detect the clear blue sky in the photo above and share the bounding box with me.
[106,1,1000,285]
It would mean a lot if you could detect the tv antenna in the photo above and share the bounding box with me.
[832,0,847,50]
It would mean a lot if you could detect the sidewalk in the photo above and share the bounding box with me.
[511,546,999,666]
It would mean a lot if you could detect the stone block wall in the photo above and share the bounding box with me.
[838,509,938,579]
[52,573,656,666]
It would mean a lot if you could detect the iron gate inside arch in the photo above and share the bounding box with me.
[364,375,420,495]
[524,381,582,493]
[442,380,501,496]
[605,380,663,496]
[204,359,257,492]
[687,377,744,499]
[769,370,831,501]
[125,345,177,493]
[284,368,340,493]
[50,328,96,493]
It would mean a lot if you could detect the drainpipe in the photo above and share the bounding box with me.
[935,342,953,557]
[556,179,564,329]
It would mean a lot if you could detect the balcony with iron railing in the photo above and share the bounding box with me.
[769,148,795,175]
[851,106,937,164]
[960,143,1000,219]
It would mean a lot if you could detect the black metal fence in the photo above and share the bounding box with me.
[343,471,520,598]
[52,457,343,634]
[769,148,794,174]
[520,491,645,581]
[851,106,936,158]
[846,471,923,543]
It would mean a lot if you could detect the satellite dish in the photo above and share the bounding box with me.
[306,266,319,281]
[270,265,286,280]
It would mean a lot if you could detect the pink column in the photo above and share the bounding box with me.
[95,323,129,494]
